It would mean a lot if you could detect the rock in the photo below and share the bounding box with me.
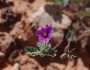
[8,50,19,62]
[0,52,5,63]
[20,54,42,70]
[60,14,72,29]
[29,5,72,29]
[28,5,72,43]
[0,32,15,53]
[52,29,64,43]
[76,58,89,70]
[64,60,75,70]
[11,63,19,70]
[46,63,65,70]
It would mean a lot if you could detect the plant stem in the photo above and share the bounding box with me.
[52,29,74,50]
[66,29,75,51]
[67,30,74,48]
[44,41,47,47]
[52,39,63,50]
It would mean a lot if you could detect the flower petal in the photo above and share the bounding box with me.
[41,27,47,32]
[46,35,51,41]
[46,25,52,34]
[46,24,49,27]
[36,30,42,36]
[39,37,46,42]
[39,35,51,42]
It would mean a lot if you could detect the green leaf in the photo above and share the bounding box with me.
[24,46,39,56]
[75,0,83,3]
[37,42,44,50]
[62,0,69,6]
[37,42,51,50]
[25,42,57,57]
[39,46,57,57]
[75,11,88,16]
[45,41,51,48]
[37,42,56,57]
[47,47,57,57]
[65,28,76,41]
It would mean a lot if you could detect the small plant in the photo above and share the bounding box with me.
[60,28,77,59]
[25,25,57,57]
[60,41,77,59]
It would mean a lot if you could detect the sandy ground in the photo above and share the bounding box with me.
[0,0,90,70]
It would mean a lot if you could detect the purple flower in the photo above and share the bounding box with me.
[36,24,52,42]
